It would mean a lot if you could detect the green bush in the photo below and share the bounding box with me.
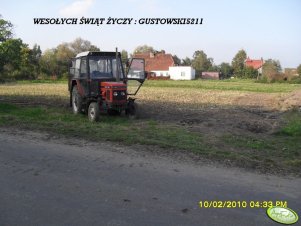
[61,72,69,80]
[280,111,301,136]
[289,76,301,84]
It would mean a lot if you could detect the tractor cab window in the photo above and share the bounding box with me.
[80,57,87,78]
[89,56,124,79]
[112,58,124,80]
[127,58,145,80]
[74,58,81,78]
[69,60,75,76]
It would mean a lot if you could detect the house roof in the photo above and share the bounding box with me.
[201,72,220,80]
[245,57,264,69]
[134,52,174,71]
[202,72,220,77]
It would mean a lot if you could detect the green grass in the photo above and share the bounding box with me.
[0,102,300,175]
[0,103,208,154]
[279,110,301,136]
[222,135,300,156]
[8,79,301,94]
[222,127,301,171]
[222,135,275,150]
[143,79,301,93]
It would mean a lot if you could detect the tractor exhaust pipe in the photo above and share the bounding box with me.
[116,47,120,82]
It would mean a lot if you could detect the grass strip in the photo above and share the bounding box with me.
[0,103,300,175]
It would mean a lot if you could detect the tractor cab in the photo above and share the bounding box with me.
[68,50,145,121]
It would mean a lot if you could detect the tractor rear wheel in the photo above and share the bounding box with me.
[72,87,83,114]
[126,102,139,119]
[88,102,100,122]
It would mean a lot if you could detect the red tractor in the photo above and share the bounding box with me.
[68,50,145,122]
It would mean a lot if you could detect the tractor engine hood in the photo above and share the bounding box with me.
[100,82,127,89]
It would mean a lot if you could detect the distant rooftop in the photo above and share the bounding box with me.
[245,57,264,69]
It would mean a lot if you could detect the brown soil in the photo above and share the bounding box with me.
[139,92,300,137]
[1,90,301,176]
[1,90,301,137]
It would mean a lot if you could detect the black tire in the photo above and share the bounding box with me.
[72,87,83,114]
[126,102,139,119]
[88,102,100,122]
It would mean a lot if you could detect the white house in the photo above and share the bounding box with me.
[133,51,195,80]
[169,66,195,80]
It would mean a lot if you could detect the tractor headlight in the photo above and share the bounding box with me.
[113,91,118,96]
[121,91,125,96]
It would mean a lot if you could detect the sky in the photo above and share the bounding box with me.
[1,0,301,68]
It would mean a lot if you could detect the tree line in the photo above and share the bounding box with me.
[1,15,301,82]
[133,45,301,82]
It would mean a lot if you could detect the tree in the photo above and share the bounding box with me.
[0,16,18,75]
[172,55,181,66]
[69,37,100,55]
[133,45,155,54]
[31,44,42,61]
[0,38,23,68]
[231,49,247,77]
[262,59,282,82]
[219,62,233,79]
[208,65,220,72]
[297,64,301,76]
[121,50,128,64]
[242,66,258,79]
[0,38,24,80]
[0,38,38,80]
[0,15,13,42]
[38,38,100,79]
[121,49,128,70]
[1,17,103,80]
[57,38,99,59]
[191,50,213,75]
[182,57,192,66]
[40,49,58,78]
[55,43,75,78]
[56,43,74,61]
[0,16,42,80]
[89,44,100,52]
[17,45,35,80]
[29,44,42,78]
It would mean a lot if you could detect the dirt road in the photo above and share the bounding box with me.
[0,129,300,226]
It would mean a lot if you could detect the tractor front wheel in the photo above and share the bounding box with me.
[126,102,139,119]
[88,102,100,122]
